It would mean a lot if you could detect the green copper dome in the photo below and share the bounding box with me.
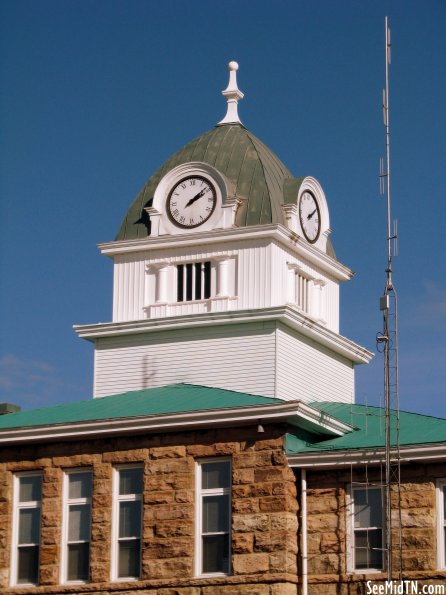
[116,124,299,241]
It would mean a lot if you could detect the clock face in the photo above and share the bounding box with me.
[167,176,217,228]
[299,191,321,243]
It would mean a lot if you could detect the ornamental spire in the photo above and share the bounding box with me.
[217,61,244,126]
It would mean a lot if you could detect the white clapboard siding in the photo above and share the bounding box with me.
[275,323,354,404]
[93,321,276,398]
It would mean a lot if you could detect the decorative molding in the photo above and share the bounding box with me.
[287,443,446,468]
[99,224,353,282]
[74,305,373,364]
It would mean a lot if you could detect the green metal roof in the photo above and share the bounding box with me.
[0,384,281,430]
[285,402,446,454]
[116,124,294,240]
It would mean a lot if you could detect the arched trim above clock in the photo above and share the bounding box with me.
[282,176,331,253]
[146,162,239,237]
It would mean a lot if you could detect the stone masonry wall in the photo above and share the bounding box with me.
[0,424,298,595]
[305,463,446,595]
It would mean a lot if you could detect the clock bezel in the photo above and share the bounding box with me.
[299,190,321,244]
[167,175,217,229]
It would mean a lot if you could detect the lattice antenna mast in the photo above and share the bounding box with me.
[377,16,402,581]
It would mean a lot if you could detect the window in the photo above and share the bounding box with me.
[177,261,211,302]
[296,272,310,312]
[112,467,143,580]
[62,470,92,583]
[437,479,446,568]
[12,474,42,585]
[349,487,384,571]
[196,459,231,576]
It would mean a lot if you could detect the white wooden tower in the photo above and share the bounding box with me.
[75,62,372,402]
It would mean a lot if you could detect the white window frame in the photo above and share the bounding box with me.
[195,458,231,577]
[60,468,92,584]
[437,479,446,569]
[111,465,143,581]
[346,485,385,573]
[11,472,42,587]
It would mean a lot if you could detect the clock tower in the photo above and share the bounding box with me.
[75,62,372,402]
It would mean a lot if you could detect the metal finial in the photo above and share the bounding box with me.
[217,61,244,126]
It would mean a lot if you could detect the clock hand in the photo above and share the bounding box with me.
[185,189,207,207]
[307,208,317,220]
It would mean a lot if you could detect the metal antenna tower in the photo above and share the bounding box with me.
[376,16,403,581]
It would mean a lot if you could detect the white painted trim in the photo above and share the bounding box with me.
[346,485,385,574]
[0,400,352,445]
[195,458,232,577]
[111,465,143,582]
[10,472,42,587]
[60,469,92,585]
[287,443,446,468]
[437,479,446,570]
[74,305,372,365]
[98,224,353,282]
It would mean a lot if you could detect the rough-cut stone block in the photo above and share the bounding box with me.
[145,490,175,505]
[400,508,435,528]
[307,489,340,514]
[148,458,193,475]
[270,512,298,532]
[233,483,272,498]
[233,552,269,574]
[102,448,148,463]
[143,557,193,579]
[255,467,295,483]
[155,520,194,538]
[307,512,340,532]
[146,537,192,559]
[234,451,272,469]
[202,586,269,595]
[320,531,345,553]
[308,552,341,574]
[233,468,255,484]
[402,550,436,571]
[145,503,194,522]
[52,454,100,467]
[269,550,298,573]
[147,473,194,492]
[150,445,187,459]
[270,583,298,595]
[39,544,58,565]
[233,497,260,514]
[233,513,270,532]
[400,527,435,549]
[254,531,287,553]
[175,489,194,503]
[398,489,435,509]
[232,532,254,553]
[158,589,201,595]
[254,437,283,451]
[259,495,297,513]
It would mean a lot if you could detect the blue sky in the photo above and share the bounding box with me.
[1,0,445,417]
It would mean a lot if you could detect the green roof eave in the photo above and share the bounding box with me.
[0,385,355,446]
[0,384,281,430]
[285,402,446,466]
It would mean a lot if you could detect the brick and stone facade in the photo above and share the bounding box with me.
[304,464,446,594]
[0,423,299,595]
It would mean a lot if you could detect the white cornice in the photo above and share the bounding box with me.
[74,305,373,365]
[0,400,352,446]
[98,224,353,282]
[287,443,446,468]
